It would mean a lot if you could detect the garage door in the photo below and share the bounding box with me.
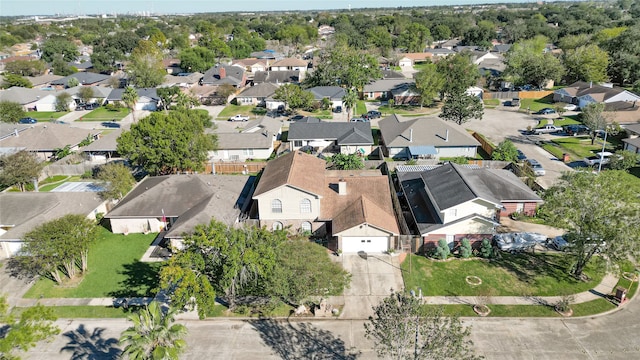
[342,236,388,253]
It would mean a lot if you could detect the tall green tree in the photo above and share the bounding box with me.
[178,46,216,73]
[41,38,78,63]
[95,162,136,201]
[122,86,139,122]
[365,291,480,360]
[4,59,47,77]
[439,92,484,125]
[160,221,286,318]
[273,84,313,111]
[55,92,72,112]
[0,295,59,360]
[304,44,381,90]
[603,27,640,85]
[505,35,565,88]
[541,171,640,277]
[414,63,445,108]
[156,86,181,112]
[581,103,608,145]
[120,301,187,360]
[609,150,640,171]
[436,53,479,97]
[129,40,165,88]
[491,140,519,162]
[0,101,26,123]
[328,153,364,170]
[116,109,216,176]
[342,89,359,120]
[562,44,609,84]
[396,23,431,52]
[0,150,41,191]
[77,86,95,104]
[2,73,33,88]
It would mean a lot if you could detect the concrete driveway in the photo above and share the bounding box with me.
[332,254,404,319]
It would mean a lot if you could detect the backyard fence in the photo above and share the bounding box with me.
[210,162,267,175]
[483,90,554,100]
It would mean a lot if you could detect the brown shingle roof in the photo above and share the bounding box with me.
[270,58,308,68]
[322,172,399,234]
[253,151,326,197]
[0,124,100,151]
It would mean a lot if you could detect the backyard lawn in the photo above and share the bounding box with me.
[217,104,257,120]
[24,227,160,298]
[355,100,367,116]
[402,252,606,297]
[78,107,130,121]
[26,111,68,120]
[519,94,554,112]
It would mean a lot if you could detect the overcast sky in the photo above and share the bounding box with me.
[1,0,533,16]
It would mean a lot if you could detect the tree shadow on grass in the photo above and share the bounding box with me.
[107,261,160,298]
[61,324,122,360]
[248,318,360,360]
[488,252,572,286]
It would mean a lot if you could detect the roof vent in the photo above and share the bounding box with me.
[338,179,347,195]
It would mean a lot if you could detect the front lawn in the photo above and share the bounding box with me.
[549,137,614,159]
[24,227,160,298]
[355,100,367,116]
[402,252,605,297]
[553,117,581,126]
[378,104,438,117]
[26,111,68,120]
[79,107,130,121]
[217,104,257,120]
[519,94,554,112]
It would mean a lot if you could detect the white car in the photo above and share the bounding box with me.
[228,114,250,122]
[563,104,579,111]
[525,159,546,176]
[583,151,614,166]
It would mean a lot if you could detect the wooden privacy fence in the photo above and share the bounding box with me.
[210,162,267,175]
[483,90,554,100]
[471,132,495,157]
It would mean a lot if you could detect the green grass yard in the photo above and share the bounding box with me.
[355,100,367,116]
[26,111,68,120]
[402,253,606,297]
[217,104,257,120]
[78,107,130,121]
[24,228,160,298]
[519,94,554,112]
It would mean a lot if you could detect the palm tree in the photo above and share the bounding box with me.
[122,86,139,122]
[119,301,187,360]
[342,88,358,121]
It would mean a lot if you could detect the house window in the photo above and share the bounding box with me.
[271,199,282,213]
[449,209,457,217]
[300,199,312,213]
[243,149,254,156]
[272,221,283,231]
[294,140,303,147]
[301,222,312,232]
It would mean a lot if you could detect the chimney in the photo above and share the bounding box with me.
[445,129,449,142]
[219,66,226,79]
[338,179,347,195]
[409,128,413,142]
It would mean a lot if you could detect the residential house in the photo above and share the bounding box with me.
[50,72,110,89]
[252,151,399,253]
[250,50,284,61]
[391,83,420,105]
[0,192,107,259]
[425,48,456,59]
[307,86,346,109]
[397,162,542,249]
[492,44,512,53]
[162,72,203,89]
[288,119,373,156]
[398,57,413,68]
[318,25,335,37]
[437,38,462,50]
[201,64,247,88]
[623,123,640,154]
[68,58,93,72]
[106,88,160,111]
[234,83,279,106]
[231,58,269,78]
[362,79,415,100]
[253,70,301,85]
[269,58,308,74]
[0,55,38,73]
[209,117,282,162]
[24,74,63,89]
[554,81,640,111]
[0,123,101,161]
[381,69,406,79]
[379,115,480,160]
[81,129,123,162]
[162,58,183,74]
[105,174,252,249]
[398,52,433,67]
[0,87,50,111]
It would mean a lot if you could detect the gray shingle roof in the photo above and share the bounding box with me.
[253,70,300,84]
[0,87,47,104]
[288,122,373,145]
[0,124,100,151]
[215,132,273,150]
[308,86,345,101]
[363,79,415,92]
[106,88,159,101]
[50,72,110,87]
[237,83,278,98]
[82,129,122,151]
[201,64,245,86]
[379,114,480,148]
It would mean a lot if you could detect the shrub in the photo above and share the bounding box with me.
[433,239,450,260]
[479,238,493,258]
[459,238,472,258]
[252,107,267,115]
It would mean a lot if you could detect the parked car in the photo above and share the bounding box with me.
[550,235,570,251]
[18,117,37,124]
[229,114,250,122]
[516,150,527,161]
[332,106,342,113]
[350,117,369,122]
[563,104,579,111]
[366,110,382,119]
[535,108,556,115]
[525,159,546,176]
[563,124,590,136]
[533,125,563,134]
[84,103,100,110]
[289,115,304,122]
[510,98,520,107]
[101,121,120,128]
[583,151,614,166]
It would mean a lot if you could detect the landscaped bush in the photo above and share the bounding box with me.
[459,238,472,258]
[433,239,450,260]
[479,238,493,259]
